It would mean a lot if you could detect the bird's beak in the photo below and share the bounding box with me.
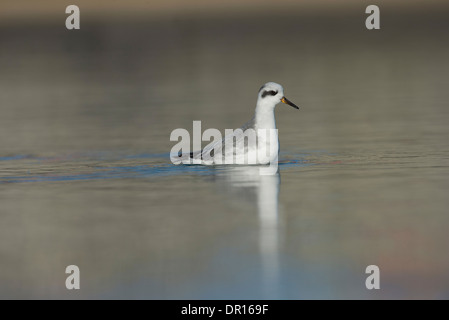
[281,96,299,109]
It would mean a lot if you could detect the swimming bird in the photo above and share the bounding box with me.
[182,82,299,165]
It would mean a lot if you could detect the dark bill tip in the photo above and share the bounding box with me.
[281,96,299,109]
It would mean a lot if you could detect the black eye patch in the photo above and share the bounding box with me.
[261,90,278,98]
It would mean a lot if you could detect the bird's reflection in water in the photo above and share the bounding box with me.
[215,166,281,298]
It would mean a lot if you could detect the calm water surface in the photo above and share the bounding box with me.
[1,9,449,299]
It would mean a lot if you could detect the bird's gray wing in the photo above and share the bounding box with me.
[192,117,256,161]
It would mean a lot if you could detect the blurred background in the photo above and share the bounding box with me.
[0,0,449,299]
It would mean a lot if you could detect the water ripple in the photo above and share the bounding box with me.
[0,151,331,184]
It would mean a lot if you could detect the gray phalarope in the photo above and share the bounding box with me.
[179,82,299,165]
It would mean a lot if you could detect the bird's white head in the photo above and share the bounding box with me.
[257,82,299,110]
